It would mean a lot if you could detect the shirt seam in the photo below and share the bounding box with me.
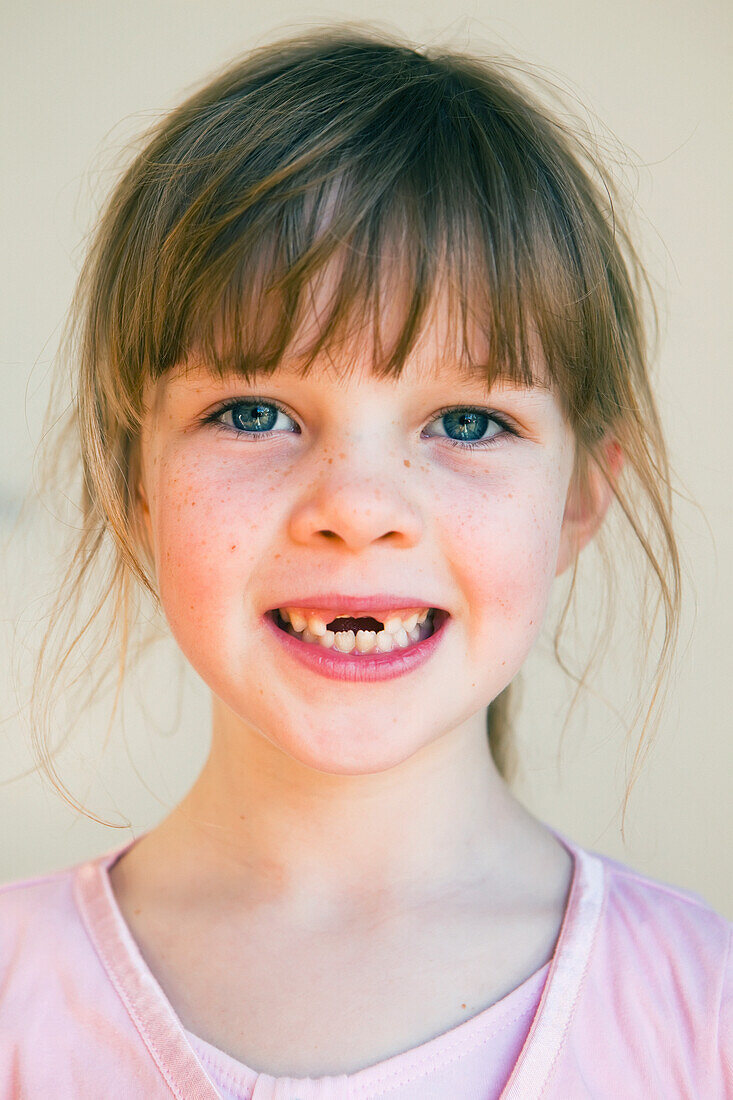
[73,864,194,1100]
[188,997,541,1098]
[351,998,541,1097]
[536,857,607,1098]
[183,964,548,1095]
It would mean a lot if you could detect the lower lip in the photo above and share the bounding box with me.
[262,610,450,682]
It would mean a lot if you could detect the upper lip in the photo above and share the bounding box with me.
[267,595,448,613]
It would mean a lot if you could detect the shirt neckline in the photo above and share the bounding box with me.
[73,825,604,1099]
[183,955,551,1093]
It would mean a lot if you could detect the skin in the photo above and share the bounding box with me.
[110,280,621,1074]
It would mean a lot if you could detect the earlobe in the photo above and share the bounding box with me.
[555,437,623,577]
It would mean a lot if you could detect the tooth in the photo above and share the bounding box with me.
[334,630,356,653]
[355,629,377,653]
[283,607,432,632]
[280,607,433,653]
[287,608,307,632]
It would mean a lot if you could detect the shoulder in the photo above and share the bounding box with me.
[0,853,127,1024]
[0,863,81,940]
[0,863,94,990]
[585,846,731,1050]
[595,847,731,963]
[0,854,187,1096]
[538,840,732,1097]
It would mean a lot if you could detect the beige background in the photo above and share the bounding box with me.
[1,0,731,916]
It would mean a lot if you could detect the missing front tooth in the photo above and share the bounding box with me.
[327,615,384,633]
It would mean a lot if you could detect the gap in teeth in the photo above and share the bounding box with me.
[276,607,434,653]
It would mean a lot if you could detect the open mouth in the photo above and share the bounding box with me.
[267,607,448,656]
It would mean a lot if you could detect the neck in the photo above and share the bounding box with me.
[153,696,542,921]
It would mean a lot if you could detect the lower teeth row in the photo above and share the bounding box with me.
[279,611,435,655]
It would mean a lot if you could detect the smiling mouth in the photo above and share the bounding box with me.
[269,607,446,655]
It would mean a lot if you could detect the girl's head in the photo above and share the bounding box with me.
[34,26,679,819]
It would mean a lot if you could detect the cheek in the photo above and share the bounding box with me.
[440,466,567,636]
[150,450,274,638]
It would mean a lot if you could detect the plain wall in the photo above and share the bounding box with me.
[1,0,731,916]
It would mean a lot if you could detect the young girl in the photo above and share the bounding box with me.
[1,25,730,1099]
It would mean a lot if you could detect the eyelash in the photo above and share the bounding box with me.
[200,397,519,450]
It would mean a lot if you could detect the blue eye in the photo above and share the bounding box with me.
[202,398,516,449]
[204,398,296,440]
[426,408,514,450]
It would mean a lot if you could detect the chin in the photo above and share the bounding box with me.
[261,720,434,776]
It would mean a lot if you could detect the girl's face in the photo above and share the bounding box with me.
[136,296,582,775]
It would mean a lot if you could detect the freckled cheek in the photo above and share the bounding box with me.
[441,485,565,625]
[151,461,275,634]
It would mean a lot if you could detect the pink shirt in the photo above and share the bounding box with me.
[0,828,730,1098]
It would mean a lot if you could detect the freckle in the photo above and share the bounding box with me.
[461,1003,466,1009]
[230,544,237,551]
[404,459,410,467]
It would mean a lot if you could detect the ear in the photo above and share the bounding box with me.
[128,441,155,569]
[555,436,624,577]
[136,479,153,538]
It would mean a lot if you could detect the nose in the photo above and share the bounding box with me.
[288,472,423,552]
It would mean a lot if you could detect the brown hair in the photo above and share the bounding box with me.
[27,24,680,832]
